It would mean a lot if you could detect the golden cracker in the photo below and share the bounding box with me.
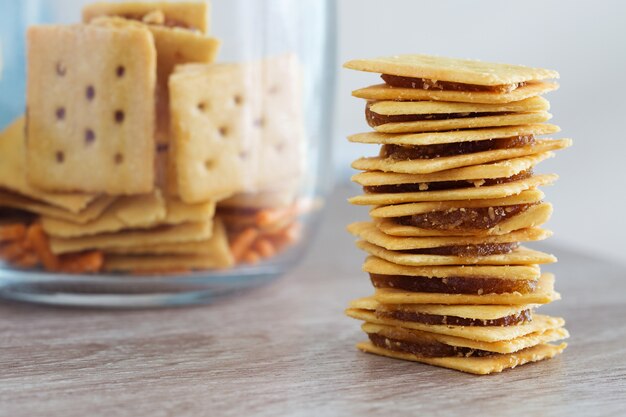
[356,241,556,266]
[346,308,564,342]
[349,174,556,206]
[374,112,552,134]
[369,96,549,116]
[82,1,210,33]
[376,203,552,237]
[351,139,572,175]
[353,81,559,104]
[348,221,551,250]
[362,322,569,354]
[372,273,559,306]
[348,297,535,320]
[0,117,98,213]
[0,190,115,224]
[349,124,560,146]
[344,55,558,85]
[363,255,539,281]
[49,219,213,255]
[369,189,544,218]
[356,341,566,375]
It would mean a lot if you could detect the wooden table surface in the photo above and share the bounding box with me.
[1,185,625,417]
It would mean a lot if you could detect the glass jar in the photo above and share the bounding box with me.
[0,0,336,307]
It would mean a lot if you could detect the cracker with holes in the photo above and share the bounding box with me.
[170,54,305,203]
[26,24,156,194]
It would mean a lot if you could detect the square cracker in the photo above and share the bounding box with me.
[344,55,559,85]
[353,81,559,104]
[352,153,552,186]
[371,112,551,134]
[356,341,567,375]
[0,190,115,224]
[362,322,569,354]
[356,240,556,266]
[351,139,572,175]
[0,117,98,213]
[349,124,560,146]
[349,174,556,206]
[369,96,549,116]
[104,220,234,269]
[170,55,305,203]
[49,219,213,255]
[376,203,553,237]
[346,308,564,342]
[372,273,560,306]
[82,1,210,33]
[362,255,540,281]
[369,189,544,218]
[26,24,156,194]
[348,297,535,321]
[349,221,551,250]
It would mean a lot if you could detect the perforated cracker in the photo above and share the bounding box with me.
[0,117,98,213]
[82,1,210,33]
[356,341,566,375]
[363,256,540,281]
[170,55,305,203]
[351,139,572,175]
[356,240,556,266]
[26,24,156,194]
[349,174,556,206]
[349,124,560,146]
[344,55,559,85]
[372,273,560,306]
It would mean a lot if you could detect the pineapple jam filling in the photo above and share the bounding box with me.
[380,74,525,93]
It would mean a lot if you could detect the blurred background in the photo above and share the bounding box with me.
[1,0,625,264]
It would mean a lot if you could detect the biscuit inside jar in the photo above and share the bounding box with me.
[364,169,532,194]
[368,333,495,357]
[380,74,526,93]
[393,203,534,231]
[370,273,537,295]
[378,135,535,160]
[374,307,532,326]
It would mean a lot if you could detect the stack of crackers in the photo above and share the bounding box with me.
[0,1,306,274]
[343,55,572,375]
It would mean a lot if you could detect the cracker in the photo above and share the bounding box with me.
[362,322,569,354]
[373,273,560,305]
[104,219,234,266]
[170,55,305,203]
[370,97,550,116]
[26,24,156,194]
[351,139,572,175]
[49,219,213,255]
[105,252,230,272]
[355,341,567,375]
[363,256,540,281]
[348,297,535,320]
[41,191,166,238]
[344,55,559,85]
[374,112,552,134]
[82,1,210,33]
[356,240,556,266]
[353,82,559,104]
[349,124,560,146]
[376,203,553,237]
[349,174,556,206]
[0,190,115,224]
[348,221,550,250]
[0,117,98,213]
[346,308,564,342]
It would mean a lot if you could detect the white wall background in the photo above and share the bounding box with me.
[334,0,626,265]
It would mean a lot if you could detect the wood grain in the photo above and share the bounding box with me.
[0,185,624,417]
